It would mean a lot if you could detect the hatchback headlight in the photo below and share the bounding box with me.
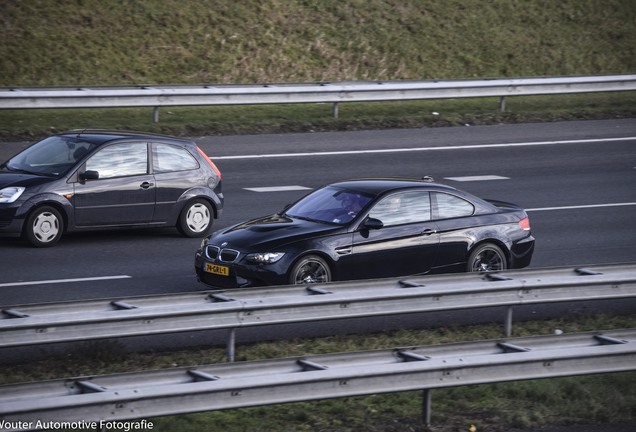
[246,252,285,264]
[0,187,25,204]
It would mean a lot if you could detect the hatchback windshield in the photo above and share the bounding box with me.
[285,186,373,224]
[2,136,98,176]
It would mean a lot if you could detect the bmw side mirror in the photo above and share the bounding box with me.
[362,217,384,230]
[281,204,292,213]
[80,170,99,181]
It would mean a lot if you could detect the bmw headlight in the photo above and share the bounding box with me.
[199,237,210,249]
[246,252,285,264]
[0,187,25,204]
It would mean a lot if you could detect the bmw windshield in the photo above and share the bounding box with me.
[285,186,373,225]
[1,136,98,177]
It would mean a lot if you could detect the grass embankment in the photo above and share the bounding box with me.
[1,1,635,139]
[3,314,635,431]
[3,1,635,86]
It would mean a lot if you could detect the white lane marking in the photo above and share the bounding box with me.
[444,175,510,182]
[245,175,509,193]
[527,202,636,212]
[213,137,636,160]
[0,275,132,288]
[244,186,311,192]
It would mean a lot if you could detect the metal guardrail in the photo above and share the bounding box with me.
[0,329,634,429]
[1,264,635,354]
[1,74,635,120]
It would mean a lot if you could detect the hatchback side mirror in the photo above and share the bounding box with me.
[80,170,99,181]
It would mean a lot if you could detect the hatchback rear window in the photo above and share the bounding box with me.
[152,143,199,173]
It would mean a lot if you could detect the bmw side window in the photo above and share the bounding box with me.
[369,191,431,226]
[433,192,474,219]
[85,143,148,179]
[152,143,199,173]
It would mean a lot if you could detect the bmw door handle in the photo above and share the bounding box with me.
[140,181,154,189]
[421,228,437,236]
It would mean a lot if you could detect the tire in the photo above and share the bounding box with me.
[289,255,332,285]
[177,199,213,237]
[24,206,64,248]
[467,243,507,272]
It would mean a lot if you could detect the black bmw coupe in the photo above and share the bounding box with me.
[195,178,534,288]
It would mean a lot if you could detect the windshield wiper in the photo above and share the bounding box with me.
[288,214,340,225]
[1,165,44,176]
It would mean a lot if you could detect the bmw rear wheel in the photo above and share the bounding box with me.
[177,199,213,237]
[289,255,331,284]
[467,243,507,272]
[24,206,64,247]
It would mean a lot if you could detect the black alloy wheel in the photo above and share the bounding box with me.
[467,243,507,272]
[289,255,332,284]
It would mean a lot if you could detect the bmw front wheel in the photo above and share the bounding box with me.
[289,255,332,285]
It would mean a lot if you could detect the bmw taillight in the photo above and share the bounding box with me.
[519,216,531,231]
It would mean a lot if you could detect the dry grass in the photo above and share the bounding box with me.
[1,0,635,86]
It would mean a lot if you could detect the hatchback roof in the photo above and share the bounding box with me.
[60,129,193,145]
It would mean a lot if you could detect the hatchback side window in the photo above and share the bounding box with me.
[433,192,474,219]
[369,191,431,226]
[152,143,199,173]
[86,143,148,179]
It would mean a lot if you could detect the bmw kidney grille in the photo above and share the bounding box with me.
[206,245,240,262]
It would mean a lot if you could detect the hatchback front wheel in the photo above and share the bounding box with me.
[24,206,64,247]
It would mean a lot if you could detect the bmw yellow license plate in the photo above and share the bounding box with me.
[205,263,229,276]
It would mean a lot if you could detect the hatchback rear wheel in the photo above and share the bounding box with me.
[289,255,331,284]
[24,206,64,247]
[177,199,213,237]
[467,243,507,272]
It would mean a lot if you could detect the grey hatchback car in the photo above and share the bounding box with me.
[0,130,223,247]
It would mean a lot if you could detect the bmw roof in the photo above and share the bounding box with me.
[326,177,462,195]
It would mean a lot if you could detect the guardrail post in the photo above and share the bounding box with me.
[332,102,339,119]
[499,96,506,112]
[505,306,514,337]
[227,328,236,362]
[152,106,160,123]
[422,389,432,429]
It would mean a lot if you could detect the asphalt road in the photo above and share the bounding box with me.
[1,119,635,432]
[0,119,635,306]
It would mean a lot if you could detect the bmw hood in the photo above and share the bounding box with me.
[210,213,345,250]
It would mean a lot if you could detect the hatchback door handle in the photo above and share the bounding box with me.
[140,181,154,189]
